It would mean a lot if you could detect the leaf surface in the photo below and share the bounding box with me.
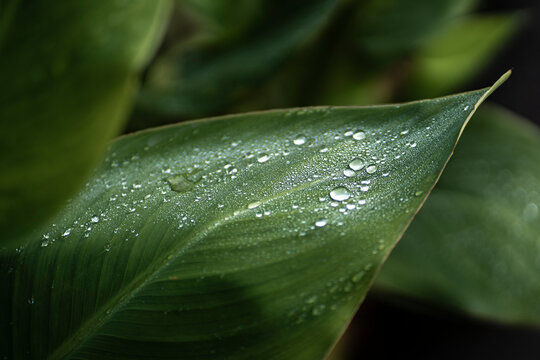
[0,0,172,242]
[0,77,507,359]
[376,105,540,325]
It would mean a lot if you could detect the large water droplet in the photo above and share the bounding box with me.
[315,219,327,227]
[349,158,365,171]
[352,131,366,140]
[257,153,270,163]
[329,187,350,202]
[167,174,195,192]
[293,135,307,145]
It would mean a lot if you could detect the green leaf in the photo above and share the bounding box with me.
[177,0,264,44]
[376,105,540,325]
[355,0,477,61]
[0,76,507,359]
[0,0,173,242]
[134,0,339,122]
[402,14,519,99]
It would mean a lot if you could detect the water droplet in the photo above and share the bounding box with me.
[400,130,409,135]
[28,297,35,305]
[248,201,261,209]
[293,135,307,145]
[312,304,325,316]
[349,158,365,171]
[464,105,470,111]
[91,215,99,223]
[523,203,539,221]
[410,142,417,148]
[352,131,366,140]
[344,130,354,137]
[167,174,195,192]
[343,169,355,177]
[62,228,72,237]
[257,153,270,163]
[329,187,350,202]
[366,165,377,174]
[352,271,365,283]
[346,204,356,210]
[358,199,366,205]
[315,219,327,227]
[414,190,423,197]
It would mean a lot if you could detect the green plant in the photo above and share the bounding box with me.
[1,1,538,359]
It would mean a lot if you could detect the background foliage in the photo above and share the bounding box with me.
[1,0,539,359]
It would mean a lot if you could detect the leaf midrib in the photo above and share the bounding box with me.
[48,159,330,359]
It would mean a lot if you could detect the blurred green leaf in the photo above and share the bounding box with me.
[0,0,172,242]
[402,14,519,99]
[356,0,478,61]
[177,0,264,44]
[134,0,339,123]
[376,105,540,325]
[0,76,507,358]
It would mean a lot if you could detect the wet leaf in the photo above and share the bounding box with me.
[0,75,507,359]
[376,105,540,325]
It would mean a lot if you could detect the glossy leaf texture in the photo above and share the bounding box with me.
[376,105,540,325]
[0,77,506,359]
[0,0,172,242]
[134,0,339,122]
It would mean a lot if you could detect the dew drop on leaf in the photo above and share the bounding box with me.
[352,131,366,140]
[329,187,350,202]
[349,158,365,171]
[366,165,377,174]
[293,135,307,145]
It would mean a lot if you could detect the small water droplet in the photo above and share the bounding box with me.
[62,228,72,237]
[464,105,470,111]
[319,147,329,153]
[293,135,307,145]
[523,203,539,221]
[28,297,35,305]
[352,131,366,140]
[344,130,354,137]
[315,219,327,227]
[346,204,356,210]
[91,215,99,223]
[366,165,377,174]
[400,130,409,135]
[257,153,270,163]
[248,201,261,209]
[352,271,365,283]
[349,158,365,171]
[329,187,350,202]
[414,190,423,197]
[358,199,366,205]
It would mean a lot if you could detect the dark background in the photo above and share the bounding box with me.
[348,1,540,358]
